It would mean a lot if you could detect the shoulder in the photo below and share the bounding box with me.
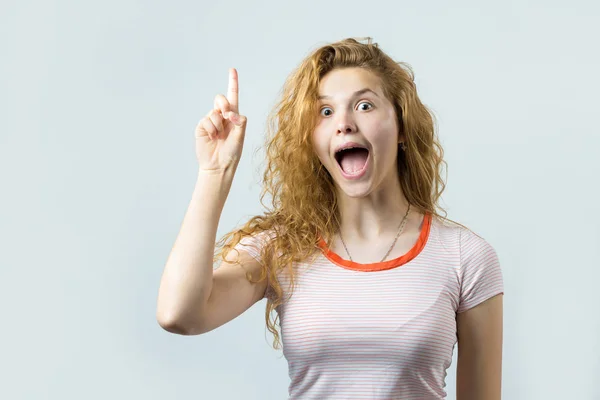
[458,225,499,267]
[235,228,278,261]
[429,215,497,256]
[454,224,504,314]
[238,228,277,246]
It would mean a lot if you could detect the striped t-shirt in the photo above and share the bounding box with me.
[236,213,504,399]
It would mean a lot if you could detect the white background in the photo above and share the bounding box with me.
[1,0,599,399]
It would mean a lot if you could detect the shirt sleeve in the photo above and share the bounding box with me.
[235,235,260,261]
[232,230,275,300]
[233,230,273,262]
[457,227,505,313]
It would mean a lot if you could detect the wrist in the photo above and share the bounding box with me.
[194,168,235,200]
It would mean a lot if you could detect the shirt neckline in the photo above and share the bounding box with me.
[317,212,432,272]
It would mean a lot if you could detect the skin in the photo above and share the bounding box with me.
[312,67,503,399]
[312,67,423,262]
[456,293,503,400]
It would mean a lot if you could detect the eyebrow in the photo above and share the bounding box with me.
[318,88,380,100]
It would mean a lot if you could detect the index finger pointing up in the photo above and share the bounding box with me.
[227,68,239,113]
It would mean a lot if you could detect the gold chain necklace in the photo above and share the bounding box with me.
[339,204,411,263]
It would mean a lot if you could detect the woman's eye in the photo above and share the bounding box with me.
[319,102,372,117]
[320,107,333,117]
[358,102,373,111]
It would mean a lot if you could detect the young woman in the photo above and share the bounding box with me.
[157,37,504,399]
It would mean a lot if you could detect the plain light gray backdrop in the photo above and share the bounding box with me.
[1,0,599,399]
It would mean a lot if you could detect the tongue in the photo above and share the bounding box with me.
[340,149,368,174]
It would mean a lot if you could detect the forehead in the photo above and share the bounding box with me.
[318,67,383,99]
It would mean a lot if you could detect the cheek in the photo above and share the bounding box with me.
[370,121,399,160]
[311,132,330,164]
[371,120,398,146]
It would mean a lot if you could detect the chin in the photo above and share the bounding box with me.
[334,180,375,198]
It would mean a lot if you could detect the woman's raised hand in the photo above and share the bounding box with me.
[194,68,247,173]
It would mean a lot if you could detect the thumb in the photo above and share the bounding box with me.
[228,111,247,134]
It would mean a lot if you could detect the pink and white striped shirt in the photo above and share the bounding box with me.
[237,213,504,399]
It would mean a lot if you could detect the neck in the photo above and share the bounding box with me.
[336,177,410,241]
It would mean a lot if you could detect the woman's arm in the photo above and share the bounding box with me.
[156,171,232,333]
[456,293,504,400]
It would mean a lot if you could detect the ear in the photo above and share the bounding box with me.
[397,119,405,144]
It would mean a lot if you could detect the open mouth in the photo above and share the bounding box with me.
[334,146,370,177]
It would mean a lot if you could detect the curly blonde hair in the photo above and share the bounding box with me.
[215,37,461,350]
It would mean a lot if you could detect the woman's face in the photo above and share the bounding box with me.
[312,67,402,198]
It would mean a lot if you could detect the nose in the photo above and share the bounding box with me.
[336,111,357,135]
